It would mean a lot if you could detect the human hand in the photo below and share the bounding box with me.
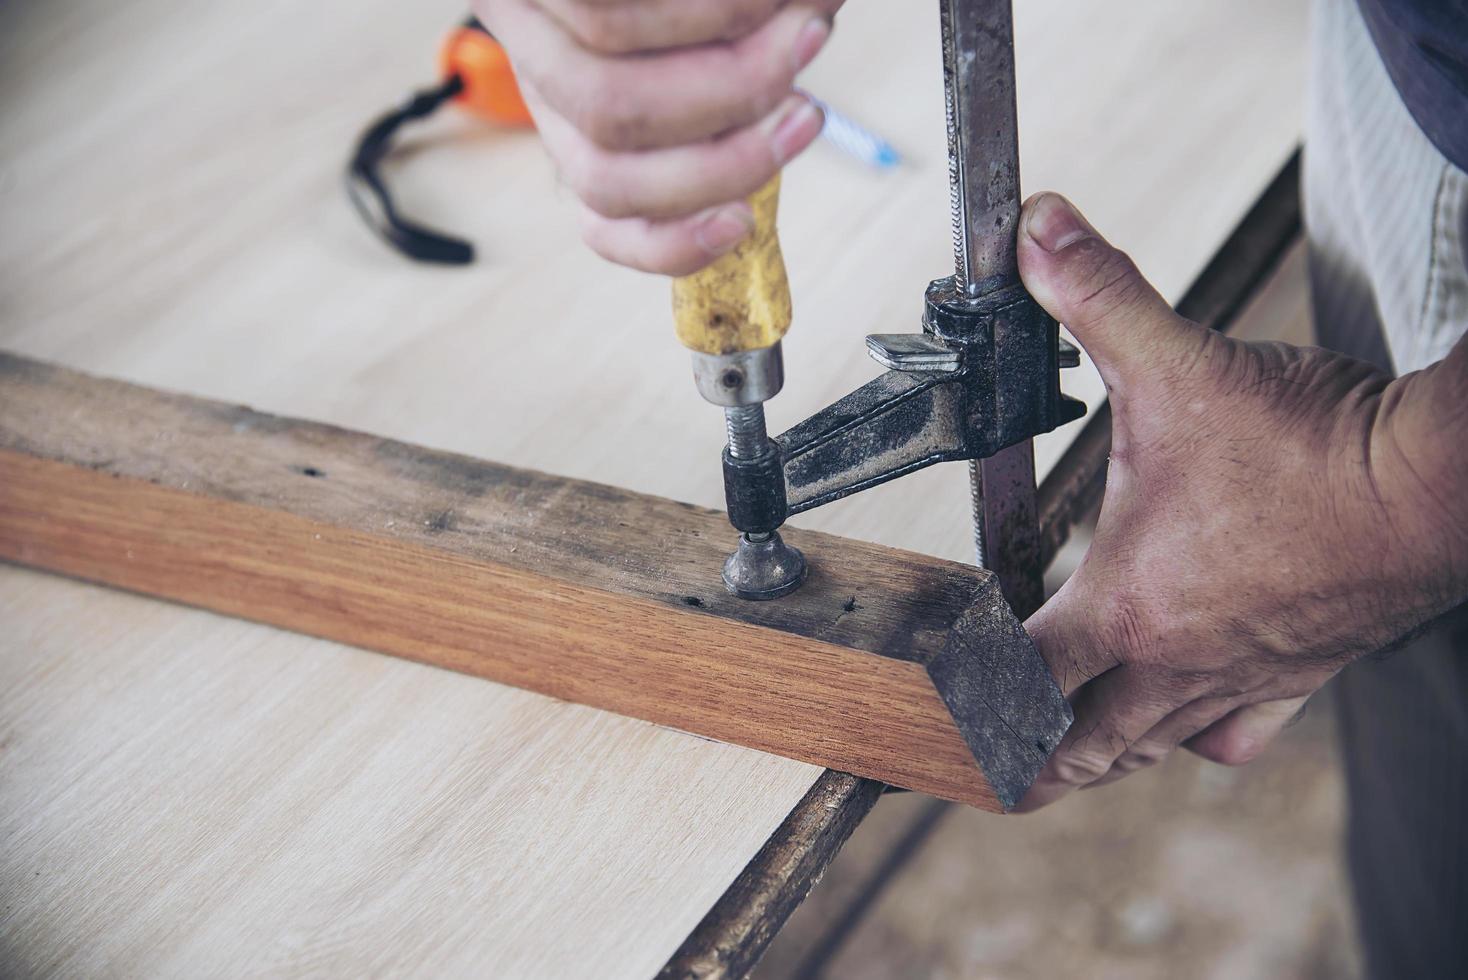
[1012,192,1468,811]
[472,0,843,274]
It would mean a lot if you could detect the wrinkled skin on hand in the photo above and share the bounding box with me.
[1013,192,1468,810]
[473,0,845,274]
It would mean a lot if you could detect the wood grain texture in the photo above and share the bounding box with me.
[0,0,1307,974]
[0,353,1069,809]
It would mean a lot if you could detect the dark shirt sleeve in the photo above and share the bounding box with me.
[1356,0,1468,171]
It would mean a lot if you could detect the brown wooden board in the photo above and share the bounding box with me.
[0,352,1069,810]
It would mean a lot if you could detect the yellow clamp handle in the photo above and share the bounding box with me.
[672,176,791,356]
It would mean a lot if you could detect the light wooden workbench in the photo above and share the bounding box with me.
[0,0,1305,975]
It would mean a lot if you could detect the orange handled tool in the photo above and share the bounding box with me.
[347,19,533,264]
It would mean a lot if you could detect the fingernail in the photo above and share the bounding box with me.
[1024,192,1093,253]
[792,16,831,72]
[767,95,824,165]
[694,204,755,256]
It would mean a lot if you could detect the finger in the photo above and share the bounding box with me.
[486,0,831,151]
[531,85,823,220]
[1014,665,1194,812]
[1024,576,1123,698]
[1185,696,1309,766]
[535,0,846,54]
[579,201,754,275]
[1084,694,1243,789]
[1016,192,1205,386]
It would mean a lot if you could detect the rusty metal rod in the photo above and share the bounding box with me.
[940,0,1022,296]
[938,0,1045,618]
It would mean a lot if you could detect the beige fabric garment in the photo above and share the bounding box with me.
[1307,0,1468,373]
[1307,3,1468,979]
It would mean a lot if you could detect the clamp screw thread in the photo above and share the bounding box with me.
[724,404,769,460]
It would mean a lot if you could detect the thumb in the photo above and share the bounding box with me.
[1024,575,1120,698]
[1017,193,1196,384]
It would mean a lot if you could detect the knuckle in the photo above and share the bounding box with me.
[1203,733,1261,767]
[579,222,618,263]
[561,6,638,54]
[1103,595,1164,666]
[557,0,777,51]
[1281,674,1327,701]
[707,154,775,211]
[565,72,640,150]
[564,151,630,218]
[578,218,613,256]
[554,138,596,194]
[1201,675,1260,702]
[1119,743,1167,769]
[581,225,695,277]
[1056,655,1107,694]
[729,39,792,116]
[722,121,779,173]
[1160,667,1221,700]
[742,67,789,118]
[1050,751,1113,786]
[658,250,715,278]
[720,1,777,40]
[584,112,643,152]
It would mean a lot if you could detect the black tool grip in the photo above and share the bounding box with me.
[722,444,788,534]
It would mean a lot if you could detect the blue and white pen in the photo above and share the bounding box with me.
[804,93,902,171]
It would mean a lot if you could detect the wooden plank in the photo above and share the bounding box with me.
[0,352,1069,810]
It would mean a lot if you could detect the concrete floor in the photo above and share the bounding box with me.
[758,697,1360,979]
[758,246,1361,979]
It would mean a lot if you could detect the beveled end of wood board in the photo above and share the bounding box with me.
[930,588,1073,810]
[0,351,1071,810]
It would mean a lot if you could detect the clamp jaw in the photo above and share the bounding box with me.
[721,279,1084,541]
[786,280,1080,520]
